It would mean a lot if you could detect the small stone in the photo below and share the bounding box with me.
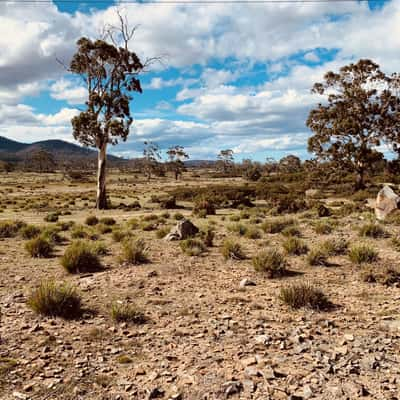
[241,356,257,367]
[13,392,28,400]
[239,278,256,288]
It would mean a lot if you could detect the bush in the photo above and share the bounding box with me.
[25,236,53,258]
[313,221,333,235]
[221,239,245,260]
[91,241,108,256]
[279,283,330,310]
[307,248,329,266]
[193,196,216,216]
[358,223,386,238]
[127,218,139,230]
[180,238,207,256]
[349,244,378,264]
[20,224,41,239]
[391,236,400,251]
[41,226,63,244]
[283,237,308,256]
[244,226,262,239]
[262,217,296,234]
[61,241,103,273]
[44,212,59,223]
[99,217,116,226]
[71,225,88,239]
[156,226,170,239]
[110,302,147,324]
[85,215,99,226]
[141,222,157,231]
[112,229,132,242]
[229,214,240,222]
[27,280,82,319]
[228,223,247,236]
[119,238,148,265]
[174,212,184,221]
[252,249,287,278]
[199,227,215,247]
[361,266,400,286]
[281,225,301,237]
[321,237,348,256]
[0,220,25,238]
[97,223,113,234]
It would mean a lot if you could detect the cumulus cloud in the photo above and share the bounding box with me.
[50,79,86,105]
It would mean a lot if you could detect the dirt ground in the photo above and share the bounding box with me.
[0,171,399,400]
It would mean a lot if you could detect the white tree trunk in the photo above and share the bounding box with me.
[96,144,107,209]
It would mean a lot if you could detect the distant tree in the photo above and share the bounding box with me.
[241,159,262,181]
[69,13,146,209]
[26,149,56,173]
[143,141,161,181]
[166,145,189,180]
[217,149,234,173]
[307,59,400,190]
[278,155,302,174]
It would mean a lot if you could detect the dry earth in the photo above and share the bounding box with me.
[0,171,399,400]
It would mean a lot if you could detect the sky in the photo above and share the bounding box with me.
[0,0,399,161]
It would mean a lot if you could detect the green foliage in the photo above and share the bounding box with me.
[71,225,88,239]
[361,266,400,286]
[193,196,216,216]
[25,236,53,258]
[61,240,103,273]
[244,226,262,239]
[228,223,247,236]
[180,238,207,256]
[27,280,82,319]
[119,238,148,265]
[349,243,378,264]
[313,220,334,235]
[112,229,132,242]
[279,283,330,310]
[85,215,99,226]
[221,239,246,260]
[174,212,184,221]
[321,237,349,255]
[252,249,287,277]
[307,248,329,266]
[283,237,308,256]
[99,217,116,226]
[110,302,147,324]
[0,220,26,238]
[281,225,301,237]
[41,226,64,244]
[44,212,59,223]
[20,224,41,239]
[156,226,170,239]
[358,223,386,238]
[97,223,113,234]
[262,217,296,234]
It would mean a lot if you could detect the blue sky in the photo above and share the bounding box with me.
[0,0,398,161]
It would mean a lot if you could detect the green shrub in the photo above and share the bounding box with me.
[99,217,116,226]
[174,213,184,221]
[142,214,158,222]
[44,212,59,223]
[313,221,333,235]
[61,241,103,273]
[27,280,82,319]
[71,225,88,239]
[141,222,157,231]
[91,241,108,256]
[97,223,113,234]
[127,218,139,230]
[229,214,240,222]
[262,217,296,234]
[228,223,247,236]
[244,226,262,239]
[193,196,216,216]
[307,248,329,266]
[281,225,301,237]
[321,237,348,256]
[41,226,63,244]
[361,266,400,286]
[358,223,386,238]
[279,283,330,310]
[349,244,378,264]
[20,224,41,239]
[119,238,148,265]
[57,221,74,231]
[180,238,207,256]
[25,236,53,258]
[85,215,99,226]
[199,227,215,247]
[0,220,25,238]
[283,237,308,256]
[252,249,287,277]
[221,239,245,260]
[112,229,132,242]
[110,302,147,324]
[156,226,170,239]
[391,236,400,251]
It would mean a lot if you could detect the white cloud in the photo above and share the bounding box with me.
[50,79,86,105]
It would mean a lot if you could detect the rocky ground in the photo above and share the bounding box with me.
[0,172,400,399]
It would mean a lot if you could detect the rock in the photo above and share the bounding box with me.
[374,185,400,220]
[148,387,165,399]
[164,219,199,241]
[13,392,28,400]
[223,381,242,397]
[239,278,256,288]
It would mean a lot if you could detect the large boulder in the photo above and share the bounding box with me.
[375,186,400,220]
[164,219,199,241]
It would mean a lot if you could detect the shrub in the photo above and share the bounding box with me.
[142,214,158,222]
[57,221,74,231]
[229,214,240,222]
[279,283,330,310]
[141,222,157,231]
[200,227,215,247]
[127,218,139,230]
[321,237,348,256]
[281,225,301,237]
[361,266,400,286]
[180,238,207,256]
[99,217,116,226]
[97,223,113,234]
[307,248,329,266]
[27,280,82,319]
[228,223,248,236]
[25,236,53,258]
[112,229,132,242]
[91,241,108,256]
[358,223,386,238]
[61,241,103,273]
[0,220,25,238]
[391,236,400,251]
[283,237,308,256]
[193,196,216,216]
[85,215,99,226]
[313,221,333,235]
[252,249,287,278]
[110,302,147,324]
[174,212,184,221]
[244,226,262,239]
[41,226,63,244]
[71,225,88,239]
[44,212,59,223]
[262,217,296,234]
[156,226,170,239]
[349,244,378,264]
[20,224,41,239]
[221,239,245,260]
[119,238,148,265]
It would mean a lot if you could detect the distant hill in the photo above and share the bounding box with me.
[0,136,125,164]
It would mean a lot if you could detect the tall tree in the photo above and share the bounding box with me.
[217,149,234,173]
[307,59,399,190]
[166,145,189,180]
[69,13,145,209]
[278,155,302,174]
[143,141,161,181]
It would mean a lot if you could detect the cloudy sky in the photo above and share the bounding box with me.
[0,0,398,161]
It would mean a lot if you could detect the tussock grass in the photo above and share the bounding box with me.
[283,237,308,256]
[279,283,330,310]
[25,236,53,258]
[110,302,147,324]
[349,243,378,264]
[252,249,287,278]
[119,238,148,265]
[221,239,246,260]
[61,240,103,273]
